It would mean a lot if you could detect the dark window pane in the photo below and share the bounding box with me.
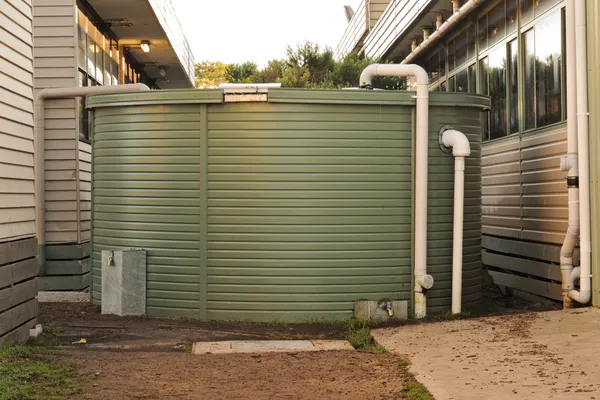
[439,80,447,92]
[468,63,477,93]
[488,1,506,48]
[535,10,562,127]
[429,52,440,81]
[467,24,476,59]
[489,46,507,139]
[448,76,456,92]
[448,40,455,71]
[439,48,446,77]
[521,0,534,24]
[456,69,468,92]
[455,31,468,68]
[77,26,86,70]
[535,0,560,17]
[479,57,489,96]
[523,29,536,130]
[78,71,89,141]
[507,0,518,33]
[478,15,488,51]
[509,39,519,133]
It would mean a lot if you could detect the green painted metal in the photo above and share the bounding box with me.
[89,88,489,321]
[587,1,600,307]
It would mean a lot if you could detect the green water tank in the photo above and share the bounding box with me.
[88,88,490,321]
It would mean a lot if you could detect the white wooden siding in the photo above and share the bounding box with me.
[33,0,79,243]
[0,0,35,242]
[78,141,91,242]
[482,125,568,245]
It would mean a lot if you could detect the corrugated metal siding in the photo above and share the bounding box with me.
[587,0,600,307]
[89,89,488,321]
[206,102,413,321]
[32,0,78,244]
[91,104,203,318]
[427,106,483,312]
[481,125,567,244]
[0,0,35,241]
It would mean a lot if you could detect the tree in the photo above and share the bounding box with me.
[284,41,335,87]
[194,61,230,88]
[229,62,259,83]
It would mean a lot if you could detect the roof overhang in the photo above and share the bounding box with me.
[86,0,195,89]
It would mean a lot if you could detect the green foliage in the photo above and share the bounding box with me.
[345,319,387,352]
[194,41,407,90]
[0,344,81,400]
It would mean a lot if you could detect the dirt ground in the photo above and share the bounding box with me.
[38,303,419,400]
[373,308,600,400]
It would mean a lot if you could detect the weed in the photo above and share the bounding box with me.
[401,381,434,400]
[345,320,386,352]
[0,344,81,400]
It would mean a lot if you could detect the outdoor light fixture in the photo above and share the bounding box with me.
[158,66,167,77]
[140,40,151,53]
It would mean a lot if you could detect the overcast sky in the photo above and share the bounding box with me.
[171,0,362,67]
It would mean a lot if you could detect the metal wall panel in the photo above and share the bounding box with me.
[205,101,413,321]
[91,104,203,318]
[89,89,488,321]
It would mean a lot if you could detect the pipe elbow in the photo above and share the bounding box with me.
[359,64,379,87]
[441,130,471,157]
[568,289,591,304]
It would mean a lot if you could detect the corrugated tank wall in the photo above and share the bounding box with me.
[89,89,489,321]
[206,101,413,321]
[91,101,207,317]
[427,104,483,313]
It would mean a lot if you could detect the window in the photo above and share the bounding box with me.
[521,0,534,24]
[467,24,476,59]
[439,48,446,78]
[509,39,519,133]
[448,76,456,92]
[523,10,564,130]
[468,63,477,93]
[488,1,506,48]
[507,0,518,33]
[456,69,468,93]
[429,52,440,81]
[448,40,455,71]
[455,31,468,68]
[488,46,507,140]
[478,15,488,52]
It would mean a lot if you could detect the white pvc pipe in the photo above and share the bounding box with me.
[402,0,486,65]
[441,130,471,315]
[560,0,579,308]
[568,0,591,304]
[360,64,434,319]
[35,84,150,274]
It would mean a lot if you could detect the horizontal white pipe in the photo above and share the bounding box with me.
[441,130,471,315]
[402,0,486,64]
[35,84,150,274]
[360,64,433,319]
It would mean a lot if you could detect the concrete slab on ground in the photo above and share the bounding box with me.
[373,308,600,400]
[192,340,353,354]
[38,291,89,303]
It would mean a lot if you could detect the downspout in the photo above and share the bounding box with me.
[402,0,487,65]
[440,129,471,315]
[560,0,579,308]
[360,64,434,318]
[568,0,592,304]
[35,84,150,275]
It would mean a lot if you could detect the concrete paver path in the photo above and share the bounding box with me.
[373,308,600,400]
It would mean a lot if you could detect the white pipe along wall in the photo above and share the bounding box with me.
[568,0,592,304]
[35,84,150,274]
[440,129,471,314]
[560,0,579,308]
[360,64,434,318]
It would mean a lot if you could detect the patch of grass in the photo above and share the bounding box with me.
[0,344,81,400]
[401,380,434,400]
[345,319,386,352]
